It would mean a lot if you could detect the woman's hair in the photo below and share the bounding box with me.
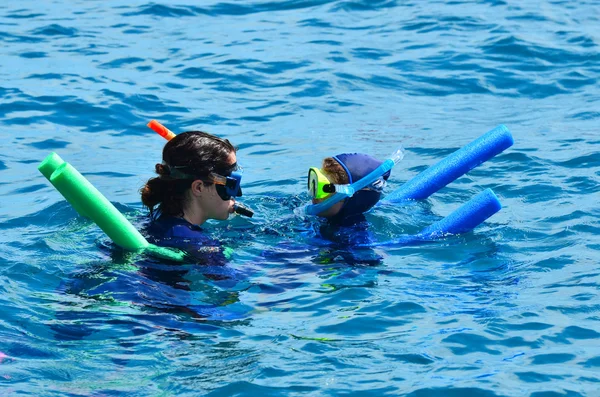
[140,131,235,218]
[322,157,349,184]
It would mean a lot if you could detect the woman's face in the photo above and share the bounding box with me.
[199,151,237,221]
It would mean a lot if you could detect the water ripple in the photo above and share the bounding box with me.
[30,24,78,37]
[1,0,600,394]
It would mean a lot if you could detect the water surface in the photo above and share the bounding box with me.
[1,0,599,395]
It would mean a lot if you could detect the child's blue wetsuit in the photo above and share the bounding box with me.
[316,215,384,266]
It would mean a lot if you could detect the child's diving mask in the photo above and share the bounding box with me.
[307,167,337,200]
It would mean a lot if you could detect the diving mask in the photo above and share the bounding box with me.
[162,161,243,201]
[307,167,368,201]
[307,167,336,200]
[211,171,243,201]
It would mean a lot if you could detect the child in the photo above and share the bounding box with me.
[307,152,392,226]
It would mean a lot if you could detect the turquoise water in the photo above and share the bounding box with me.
[1,0,599,395]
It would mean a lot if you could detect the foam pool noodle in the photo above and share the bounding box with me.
[38,152,88,218]
[363,188,502,247]
[39,154,186,262]
[416,188,502,238]
[383,125,514,203]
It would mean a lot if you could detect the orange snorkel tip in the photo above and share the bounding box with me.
[147,119,176,141]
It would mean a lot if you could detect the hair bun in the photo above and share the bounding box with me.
[155,163,170,176]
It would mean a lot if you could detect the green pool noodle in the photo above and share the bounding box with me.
[38,152,64,180]
[38,152,88,218]
[145,244,188,262]
[47,160,186,262]
[50,162,148,250]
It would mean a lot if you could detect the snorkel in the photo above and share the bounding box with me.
[301,146,406,216]
[147,119,176,141]
[147,120,254,218]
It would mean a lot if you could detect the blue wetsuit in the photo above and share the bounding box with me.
[145,215,229,268]
[51,215,247,342]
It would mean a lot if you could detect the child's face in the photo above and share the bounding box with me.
[308,163,349,218]
[312,197,345,218]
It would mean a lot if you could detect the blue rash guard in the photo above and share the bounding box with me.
[147,214,213,241]
[145,215,229,267]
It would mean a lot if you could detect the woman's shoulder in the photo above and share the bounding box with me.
[145,215,229,264]
[147,215,208,241]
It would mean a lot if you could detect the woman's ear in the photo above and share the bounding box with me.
[190,180,204,196]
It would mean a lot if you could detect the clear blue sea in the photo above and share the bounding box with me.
[1,0,599,395]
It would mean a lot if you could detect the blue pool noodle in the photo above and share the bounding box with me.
[383,125,513,203]
[416,188,501,239]
[363,189,501,247]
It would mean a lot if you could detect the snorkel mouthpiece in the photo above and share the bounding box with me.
[233,203,254,218]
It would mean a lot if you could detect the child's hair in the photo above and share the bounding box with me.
[321,157,349,184]
[140,131,236,218]
[318,153,391,223]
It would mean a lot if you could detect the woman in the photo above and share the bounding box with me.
[51,132,247,335]
[140,131,243,245]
